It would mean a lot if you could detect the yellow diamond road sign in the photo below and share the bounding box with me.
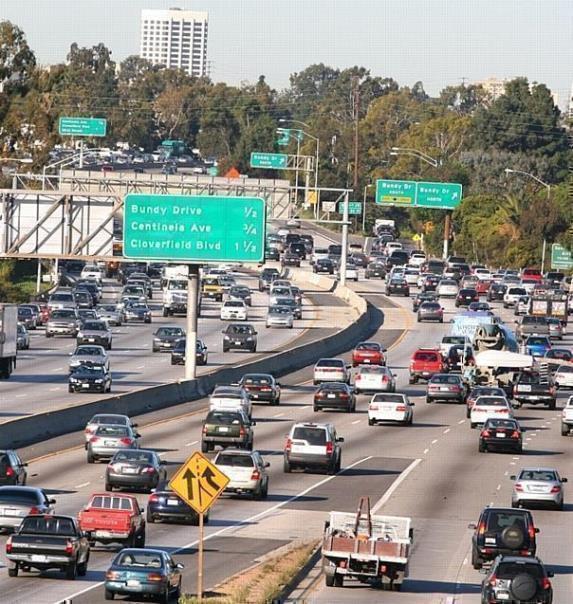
[169,452,230,514]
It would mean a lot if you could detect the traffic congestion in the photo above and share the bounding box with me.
[0,220,572,603]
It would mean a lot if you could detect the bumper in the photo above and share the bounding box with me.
[221,314,247,320]
[419,313,443,321]
[286,453,333,468]
[224,479,260,493]
[512,492,562,506]
[203,436,248,446]
[314,399,351,410]
[427,391,464,402]
[89,446,125,458]
[368,411,408,423]
[148,505,198,520]
[223,341,255,350]
[46,326,77,335]
[515,395,554,404]
[267,320,293,328]
[107,472,157,487]
[70,382,106,392]
[77,337,109,346]
[105,581,165,596]
[482,437,521,450]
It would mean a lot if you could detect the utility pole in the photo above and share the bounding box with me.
[352,76,360,191]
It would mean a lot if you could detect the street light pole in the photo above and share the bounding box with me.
[340,192,349,287]
[362,183,373,233]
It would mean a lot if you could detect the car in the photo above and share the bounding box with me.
[470,396,513,429]
[209,385,252,417]
[511,467,567,510]
[479,418,523,453]
[524,335,551,357]
[105,449,166,492]
[219,275,237,292]
[269,286,293,305]
[545,348,572,362]
[222,323,258,352]
[152,326,185,353]
[77,308,98,322]
[339,262,359,282]
[313,358,350,385]
[104,548,183,602]
[170,338,208,366]
[201,276,224,301]
[220,300,248,321]
[69,363,112,393]
[480,555,553,604]
[266,305,294,328]
[258,268,280,291]
[201,409,255,452]
[48,291,77,311]
[469,507,538,569]
[18,304,41,327]
[283,422,343,474]
[17,306,36,330]
[290,285,303,305]
[84,414,137,449]
[503,286,527,308]
[45,309,80,338]
[468,301,491,312]
[436,278,459,297]
[281,251,301,267]
[0,486,55,531]
[73,290,95,309]
[80,263,104,283]
[454,288,479,307]
[513,371,556,409]
[87,424,140,463]
[236,373,281,405]
[555,365,573,390]
[522,267,543,282]
[313,382,356,412]
[69,344,110,372]
[214,449,270,499]
[547,317,564,340]
[354,365,395,394]
[364,261,386,279]
[76,320,112,349]
[274,297,302,319]
[516,315,550,342]
[466,386,507,418]
[311,248,329,265]
[313,258,335,274]
[487,282,507,301]
[0,450,27,486]
[409,348,446,383]
[16,324,29,351]
[368,393,414,426]
[426,373,467,404]
[147,480,207,525]
[124,302,152,323]
[351,342,386,367]
[421,274,440,292]
[412,291,438,312]
[228,285,252,306]
[265,247,280,261]
[445,344,475,372]
[417,301,444,323]
[385,277,409,296]
[403,267,420,286]
[409,251,427,267]
[514,295,530,316]
[439,335,471,358]
[76,280,102,304]
[350,253,368,268]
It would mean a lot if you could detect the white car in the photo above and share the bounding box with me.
[470,395,513,428]
[555,366,573,390]
[439,335,470,358]
[287,219,301,228]
[385,242,403,254]
[214,449,269,499]
[340,262,358,282]
[514,296,530,316]
[474,268,492,280]
[561,396,573,435]
[521,280,537,295]
[403,268,420,286]
[311,248,329,265]
[368,393,414,426]
[80,264,104,283]
[209,386,252,418]
[503,286,527,308]
[354,365,395,394]
[436,279,459,297]
[220,300,248,321]
[313,358,349,385]
[409,252,426,267]
[269,287,293,305]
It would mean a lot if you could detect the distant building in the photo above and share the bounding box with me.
[569,82,573,119]
[140,8,208,77]
[475,77,509,100]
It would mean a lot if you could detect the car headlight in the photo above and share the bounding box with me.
[70,378,79,383]
[70,360,80,366]
[77,332,84,338]
[94,379,103,384]
[224,335,230,340]
[153,337,160,342]
[246,337,254,341]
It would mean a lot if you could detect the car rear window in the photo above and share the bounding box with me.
[91,495,133,510]
[207,412,243,425]
[371,394,405,403]
[0,488,40,505]
[496,562,543,580]
[316,359,344,368]
[486,511,529,532]
[356,343,379,351]
[292,427,327,445]
[431,375,461,384]
[485,419,518,429]
[518,470,557,481]
[216,454,254,468]
[359,366,386,375]
[91,415,125,425]
[96,426,128,437]
[21,516,76,536]
[116,551,164,568]
[518,373,543,385]
[475,397,508,407]
[470,388,504,398]
[413,351,439,362]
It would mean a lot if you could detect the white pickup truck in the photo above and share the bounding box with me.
[322,497,413,591]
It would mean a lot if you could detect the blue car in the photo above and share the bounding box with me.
[524,335,552,357]
[105,548,183,603]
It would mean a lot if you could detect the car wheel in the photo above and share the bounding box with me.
[548,400,556,410]
[313,405,320,412]
[511,500,519,508]
[561,424,569,436]
[65,562,78,580]
[325,574,335,587]
[283,459,291,473]
[146,508,155,523]
[201,441,209,453]
[105,481,113,492]
[466,407,471,418]
[223,346,228,353]
[470,423,476,429]
[87,451,95,464]
[68,386,74,393]
[478,442,486,453]
[368,418,375,426]
[471,548,482,570]
[77,556,89,577]
[426,398,432,404]
[8,564,18,577]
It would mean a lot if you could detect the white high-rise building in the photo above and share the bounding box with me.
[140,8,208,77]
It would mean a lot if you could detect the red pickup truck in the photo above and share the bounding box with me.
[409,348,446,384]
[78,493,145,548]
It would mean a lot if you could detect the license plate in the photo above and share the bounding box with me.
[96,530,112,538]
[252,394,259,399]
[235,341,241,345]
[123,467,137,474]
[4,509,19,517]
[31,554,47,563]
[88,338,95,342]
[497,594,510,600]
[363,359,371,363]
[496,433,506,438]
[104,441,116,446]
[167,498,179,506]
[440,387,450,391]
[219,427,229,433]
[485,537,496,545]
[127,580,141,587]
[82,383,90,388]
[327,394,336,399]
[520,385,531,392]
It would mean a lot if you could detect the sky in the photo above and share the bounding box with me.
[1,0,571,106]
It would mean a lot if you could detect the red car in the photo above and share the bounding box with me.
[475,279,491,295]
[409,348,446,384]
[352,342,386,367]
[522,268,542,282]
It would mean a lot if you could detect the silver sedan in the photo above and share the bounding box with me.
[511,467,567,510]
[87,424,140,463]
[266,306,294,328]
[69,344,109,373]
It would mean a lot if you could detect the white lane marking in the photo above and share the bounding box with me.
[512,457,520,460]
[431,439,438,444]
[443,428,450,434]
[496,484,501,491]
[49,387,61,391]
[371,458,423,513]
[16,394,26,398]
[530,433,537,437]
[302,405,311,409]
[463,557,468,565]
[510,462,516,465]
[423,448,430,455]
[273,413,285,418]
[504,471,509,476]
[74,482,90,489]
[136,365,145,370]
[57,455,374,603]
[458,419,465,424]
[351,420,361,425]
[185,441,198,447]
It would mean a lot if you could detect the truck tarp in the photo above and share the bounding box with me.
[451,312,497,339]
[474,350,536,369]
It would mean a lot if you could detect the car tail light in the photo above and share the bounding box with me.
[541,577,552,590]
[528,524,536,540]
[251,470,261,481]
[202,425,208,435]
[120,438,134,446]
[511,430,520,439]
[326,442,334,456]
[355,375,362,381]
[6,537,12,554]
[514,482,524,492]
[28,506,40,515]
[5,467,14,477]
[106,570,120,580]
[396,405,407,412]
[260,387,271,392]
[149,494,159,503]
[497,408,509,414]
[477,521,486,535]
[550,485,561,493]
[239,427,246,438]
[85,427,94,434]
[451,385,461,392]
[339,394,349,399]
[382,376,388,383]
[64,540,74,555]
[488,574,498,587]
[142,466,157,474]
[481,430,491,437]
[89,436,100,443]
[147,573,165,583]
[285,438,292,453]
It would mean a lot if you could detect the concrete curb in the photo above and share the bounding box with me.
[1,277,380,449]
[273,542,322,604]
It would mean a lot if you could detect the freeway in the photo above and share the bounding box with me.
[0,269,326,423]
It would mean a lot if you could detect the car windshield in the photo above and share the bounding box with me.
[519,470,557,481]
[518,373,544,384]
[75,346,104,356]
[292,427,327,445]
[116,551,164,568]
[319,383,347,392]
[96,426,128,437]
[82,321,106,331]
[470,388,504,398]
[216,454,255,467]
[157,327,184,337]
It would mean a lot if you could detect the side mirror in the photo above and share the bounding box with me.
[132,423,138,428]
[264,462,270,468]
[159,460,166,465]
[535,528,540,533]
[410,402,415,407]
[562,477,568,483]
[23,462,28,467]
[336,437,345,443]
[49,498,56,505]
[221,330,226,334]
[135,433,142,438]
[253,331,258,335]
[176,563,185,570]
[140,507,145,513]
[547,571,554,578]
[467,523,477,530]
[510,475,516,480]
[251,421,257,426]
[68,352,73,356]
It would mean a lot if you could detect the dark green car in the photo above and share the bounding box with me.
[104,548,183,603]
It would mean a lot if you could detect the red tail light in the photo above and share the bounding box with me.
[541,577,552,590]
[149,494,159,503]
[251,470,261,481]
[5,467,14,477]
[260,387,271,392]
[239,427,246,437]
[90,436,100,443]
[382,376,388,383]
[396,405,407,412]
[147,573,165,583]
[510,430,520,439]
[514,482,524,492]
[481,430,491,437]
[6,537,12,554]
[28,506,40,515]
[65,540,74,555]
[285,438,292,453]
[120,438,133,446]
[339,394,349,399]
[142,466,157,474]
[488,573,498,587]
[326,442,334,456]
[528,524,536,540]
[550,485,561,493]
[477,521,486,535]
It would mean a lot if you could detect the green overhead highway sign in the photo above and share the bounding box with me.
[376,179,462,210]
[58,117,107,137]
[551,243,573,270]
[123,194,265,263]
[250,152,288,169]
[338,201,362,215]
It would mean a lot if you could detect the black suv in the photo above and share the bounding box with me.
[222,324,258,352]
[481,555,553,604]
[469,507,538,569]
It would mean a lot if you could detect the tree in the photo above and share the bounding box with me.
[438,84,487,115]
[0,21,36,92]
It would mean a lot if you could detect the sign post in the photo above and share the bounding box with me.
[186,265,199,380]
[169,452,230,602]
